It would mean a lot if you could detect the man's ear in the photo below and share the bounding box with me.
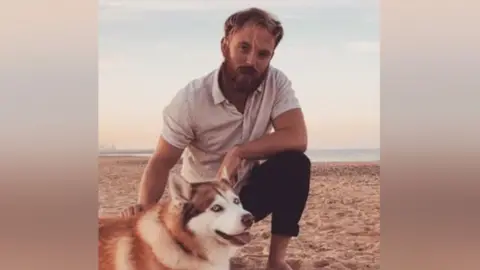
[168,173,192,203]
[220,37,229,58]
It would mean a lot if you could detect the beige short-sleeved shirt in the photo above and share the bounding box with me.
[161,65,301,192]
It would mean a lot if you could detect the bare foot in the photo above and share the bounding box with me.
[266,261,293,270]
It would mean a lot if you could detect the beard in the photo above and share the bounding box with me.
[223,58,267,94]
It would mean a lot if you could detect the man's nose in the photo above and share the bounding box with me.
[245,52,256,65]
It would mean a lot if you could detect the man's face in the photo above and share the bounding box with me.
[222,23,276,93]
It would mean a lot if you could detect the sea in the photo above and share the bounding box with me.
[99,148,380,163]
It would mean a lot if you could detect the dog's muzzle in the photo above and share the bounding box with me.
[214,230,252,246]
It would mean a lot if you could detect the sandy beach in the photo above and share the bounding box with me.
[98,156,380,270]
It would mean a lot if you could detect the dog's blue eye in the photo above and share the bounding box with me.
[211,204,223,212]
[233,198,240,204]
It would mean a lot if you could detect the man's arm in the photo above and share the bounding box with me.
[236,71,307,160]
[236,108,307,160]
[137,137,183,206]
[137,87,195,207]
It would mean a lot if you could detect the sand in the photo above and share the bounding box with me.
[99,156,380,270]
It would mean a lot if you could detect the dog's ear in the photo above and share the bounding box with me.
[218,166,233,187]
[168,173,192,203]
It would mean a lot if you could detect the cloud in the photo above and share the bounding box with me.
[99,0,375,11]
[344,41,379,54]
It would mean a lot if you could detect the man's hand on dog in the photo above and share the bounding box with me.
[217,145,243,185]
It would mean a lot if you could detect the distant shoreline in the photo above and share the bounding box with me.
[98,148,380,163]
[98,155,379,166]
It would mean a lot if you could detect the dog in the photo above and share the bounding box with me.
[98,167,255,270]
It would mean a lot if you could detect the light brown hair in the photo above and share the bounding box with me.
[223,7,284,48]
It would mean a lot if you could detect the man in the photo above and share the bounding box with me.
[121,7,311,270]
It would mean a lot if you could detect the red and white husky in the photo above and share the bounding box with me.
[98,168,254,270]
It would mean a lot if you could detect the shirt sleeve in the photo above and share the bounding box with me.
[271,69,301,120]
[161,88,195,149]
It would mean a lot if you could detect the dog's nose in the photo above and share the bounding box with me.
[241,213,254,228]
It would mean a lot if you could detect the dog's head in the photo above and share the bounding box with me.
[168,168,254,247]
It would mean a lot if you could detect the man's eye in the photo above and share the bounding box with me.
[258,51,270,58]
[240,45,249,52]
[211,204,224,212]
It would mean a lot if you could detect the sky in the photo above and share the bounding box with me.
[99,0,379,150]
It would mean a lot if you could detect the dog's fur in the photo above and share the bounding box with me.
[98,168,255,270]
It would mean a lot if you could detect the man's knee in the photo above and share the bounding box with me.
[268,150,311,188]
[270,150,311,173]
